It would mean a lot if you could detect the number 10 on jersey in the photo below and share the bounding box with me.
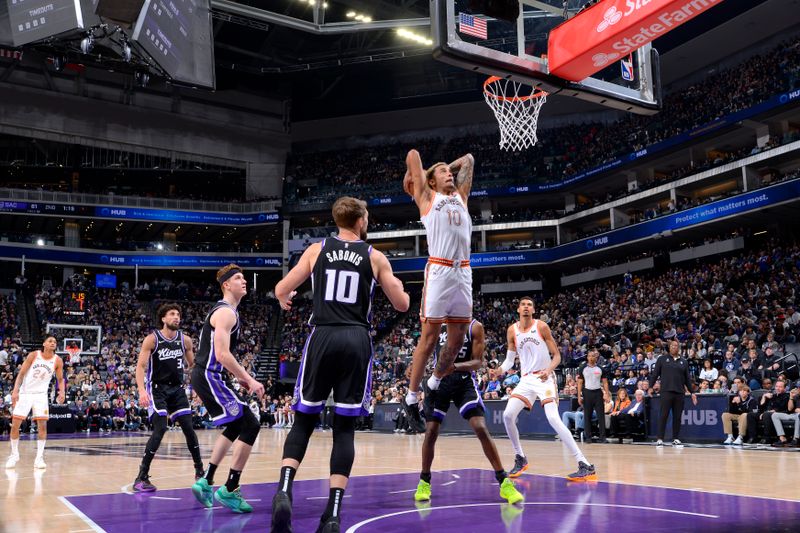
[324,270,360,304]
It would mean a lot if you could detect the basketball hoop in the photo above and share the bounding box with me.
[66,345,81,364]
[483,76,547,151]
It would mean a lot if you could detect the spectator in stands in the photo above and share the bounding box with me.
[699,359,719,381]
[722,384,757,445]
[747,379,790,444]
[771,385,800,447]
[87,401,102,432]
[609,389,631,423]
[611,389,646,443]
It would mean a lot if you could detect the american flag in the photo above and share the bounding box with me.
[459,12,487,40]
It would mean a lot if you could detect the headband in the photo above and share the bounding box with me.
[218,268,243,284]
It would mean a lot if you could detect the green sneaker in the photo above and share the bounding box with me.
[500,478,524,505]
[191,477,213,508]
[214,485,253,513]
[414,480,431,502]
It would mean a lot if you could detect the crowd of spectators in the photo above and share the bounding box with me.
[284,37,800,207]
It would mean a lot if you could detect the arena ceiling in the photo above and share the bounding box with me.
[209,0,786,121]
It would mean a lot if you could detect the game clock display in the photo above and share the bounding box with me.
[64,291,87,316]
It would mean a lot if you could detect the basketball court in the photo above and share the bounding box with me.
[2,430,798,532]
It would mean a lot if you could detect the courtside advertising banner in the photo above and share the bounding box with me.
[549,0,725,81]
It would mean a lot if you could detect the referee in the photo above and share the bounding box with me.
[577,349,609,443]
[648,340,697,447]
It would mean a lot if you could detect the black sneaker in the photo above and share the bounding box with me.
[566,462,597,482]
[271,491,293,533]
[133,475,156,492]
[508,454,529,478]
[402,399,426,434]
[315,516,340,533]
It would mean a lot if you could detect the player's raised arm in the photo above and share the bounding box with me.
[404,149,433,211]
[275,242,322,311]
[450,153,475,203]
[136,333,156,408]
[370,248,410,312]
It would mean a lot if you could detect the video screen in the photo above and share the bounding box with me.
[95,273,117,288]
[131,0,214,88]
[6,0,98,46]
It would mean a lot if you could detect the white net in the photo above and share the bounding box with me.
[483,77,547,151]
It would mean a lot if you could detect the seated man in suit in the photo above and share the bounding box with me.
[610,389,645,443]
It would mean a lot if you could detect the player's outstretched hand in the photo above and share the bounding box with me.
[279,290,297,311]
[247,377,265,399]
[138,389,151,408]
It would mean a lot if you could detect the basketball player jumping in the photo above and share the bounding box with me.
[493,297,596,481]
[133,303,204,492]
[414,319,524,505]
[190,264,265,513]
[402,148,475,433]
[5,336,65,469]
[270,196,409,533]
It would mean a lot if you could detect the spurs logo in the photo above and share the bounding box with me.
[596,6,623,32]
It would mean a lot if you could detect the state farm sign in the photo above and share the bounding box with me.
[548,0,725,82]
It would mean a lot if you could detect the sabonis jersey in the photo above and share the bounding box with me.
[195,301,240,373]
[433,319,475,372]
[147,329,186,386]
[310,237,376,328]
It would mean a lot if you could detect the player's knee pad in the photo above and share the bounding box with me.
[237,411,260,446]
[176,414,198,442]
[221,416,243,442]
[282,411,317,462]
[149,415,168,443]
[543,401,560,424]
[330,415,356,477]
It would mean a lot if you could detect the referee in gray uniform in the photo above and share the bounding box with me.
[577,349,609,443]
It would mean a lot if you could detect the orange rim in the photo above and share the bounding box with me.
[483,76,547,102]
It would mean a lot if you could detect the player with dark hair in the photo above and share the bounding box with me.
[413,320,523,505]
[494,297,597,481]
[270,196,410,533]
[190,264,265,513]
[402,149,476,433]
[133,303,203,492]
[5,336,64,469]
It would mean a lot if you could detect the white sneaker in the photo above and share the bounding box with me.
[34,457,46,469]
[672,439,684,448]
[655,439,663,447]
[733,436,743,446]
[5,454,19,469]
[723,435,733,445]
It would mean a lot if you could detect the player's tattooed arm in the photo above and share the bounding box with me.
[450,153,474,200]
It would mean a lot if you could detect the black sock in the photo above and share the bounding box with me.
[278,466,297,499]
[204,463,218,485]
[225,469,242,492]
[322,488,345,520]
[495,470,508,483]
[420,472,432,484]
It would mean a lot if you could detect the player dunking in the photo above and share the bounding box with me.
[402,149,475,433]
[271,196,409,533]
[133,303,204,492]
[414,320,524,505]
[5,336,65,469]
[190,264,265,513]
[493,297,597,481]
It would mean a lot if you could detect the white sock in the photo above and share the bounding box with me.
[405,391,418,405]
[10,438,19,456]
[503,398,526,458]
[36,439,46,458]
[544,402,587,464]
[427,375,442,391]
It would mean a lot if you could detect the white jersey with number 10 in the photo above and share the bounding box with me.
[421,192,472,261]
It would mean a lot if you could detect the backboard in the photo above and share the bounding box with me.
[431,0,662,114]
